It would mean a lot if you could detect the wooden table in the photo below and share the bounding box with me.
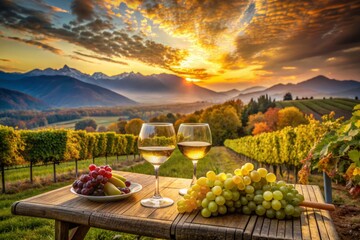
[11,171,339,240]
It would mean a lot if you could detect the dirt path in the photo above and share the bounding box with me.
[331,205,360,239]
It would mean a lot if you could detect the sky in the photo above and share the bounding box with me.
[0,0,359,91]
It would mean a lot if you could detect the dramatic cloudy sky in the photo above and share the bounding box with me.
[0,0,359,90]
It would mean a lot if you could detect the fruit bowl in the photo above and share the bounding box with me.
[70,182,142,202]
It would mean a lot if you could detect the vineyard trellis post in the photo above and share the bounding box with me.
[30,161,33,183]
[75,159,78,178]
[53,161,57,183]
[323,172,332,203]
[1,163,4,194]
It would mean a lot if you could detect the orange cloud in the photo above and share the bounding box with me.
[282,66,297,70]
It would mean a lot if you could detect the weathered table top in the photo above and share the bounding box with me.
[11,171,339,240]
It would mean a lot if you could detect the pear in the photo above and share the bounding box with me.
[104,182,122,196]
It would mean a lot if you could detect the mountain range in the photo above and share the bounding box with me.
[232,75,360,102]
[0,74,135,108]
[24,65,227,103]
[0,65,359,110]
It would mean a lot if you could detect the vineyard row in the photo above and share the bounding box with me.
[224,114,341,167]
[0,126,138,192]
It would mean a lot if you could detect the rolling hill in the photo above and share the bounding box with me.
[0,75,136,108]
[275,98,360,120]
[233,75,360,103]
[0,87,48,110]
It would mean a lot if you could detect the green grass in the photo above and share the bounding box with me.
[38,116,120,130]
[4,155,129,183]
[0,147,245,240]
[126,146,243,178]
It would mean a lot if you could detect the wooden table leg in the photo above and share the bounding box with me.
[55,220,90,240]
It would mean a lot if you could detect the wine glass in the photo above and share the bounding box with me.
[138,123,176,208]
[177,123,212,195]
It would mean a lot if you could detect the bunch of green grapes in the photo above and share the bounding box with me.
[177,163,304,219]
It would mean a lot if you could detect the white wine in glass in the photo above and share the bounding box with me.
[138,123,176,208]
[177,123,212,195]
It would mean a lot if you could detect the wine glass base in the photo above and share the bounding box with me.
[178,188,189,196]
[141,197,174,208]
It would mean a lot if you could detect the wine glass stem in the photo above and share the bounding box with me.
[190,160,198,187]
[154,165,161,198]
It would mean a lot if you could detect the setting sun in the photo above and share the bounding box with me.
[185,77,201,83]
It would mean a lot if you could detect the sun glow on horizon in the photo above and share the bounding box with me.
[185,77,201,83]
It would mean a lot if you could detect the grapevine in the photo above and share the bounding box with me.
[302,104,360,196]
[225,114,341,167]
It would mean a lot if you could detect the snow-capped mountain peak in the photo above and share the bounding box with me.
[92,72,110,80]
[24,65,94,83]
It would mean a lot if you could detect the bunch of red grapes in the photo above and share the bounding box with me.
[72,164,113,196]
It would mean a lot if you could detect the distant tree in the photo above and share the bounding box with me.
[295,96,299,100]
[75,118,97,130]
[264,107,280,131]
[355,96,359,100]
[174,113,200,131]
[200,105,241,145]
[277,107,308,130]
[125,118,144,135]
[84,126,95,132]
[323,97,326,99]
[150,113,178,123]
[118,120,127,134]
[310,96,314,99]
[245,112,265,134]
[283,92,293,101]
[97,126,107,132]
[241,95,273,127]
[107,122,118,133]
[252,122,271,135]
[107,120,127,134]
[330,96,333,100]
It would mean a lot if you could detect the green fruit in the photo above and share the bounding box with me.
[104,182,122,196]
[284,204,295,215]
[242,206,252,215]
[266,209,275,218]
[201,208,211,218]
[108,176,126,188]
[255,205,266,216]
[248,201,257,211]
[276,209,286,220]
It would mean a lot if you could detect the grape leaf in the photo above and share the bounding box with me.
[320,143,330,156]
[348,150,360,166]
[353,110,360,117]
[342,123,352,134]
[348,129,359,137]
[339,144,350,156]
